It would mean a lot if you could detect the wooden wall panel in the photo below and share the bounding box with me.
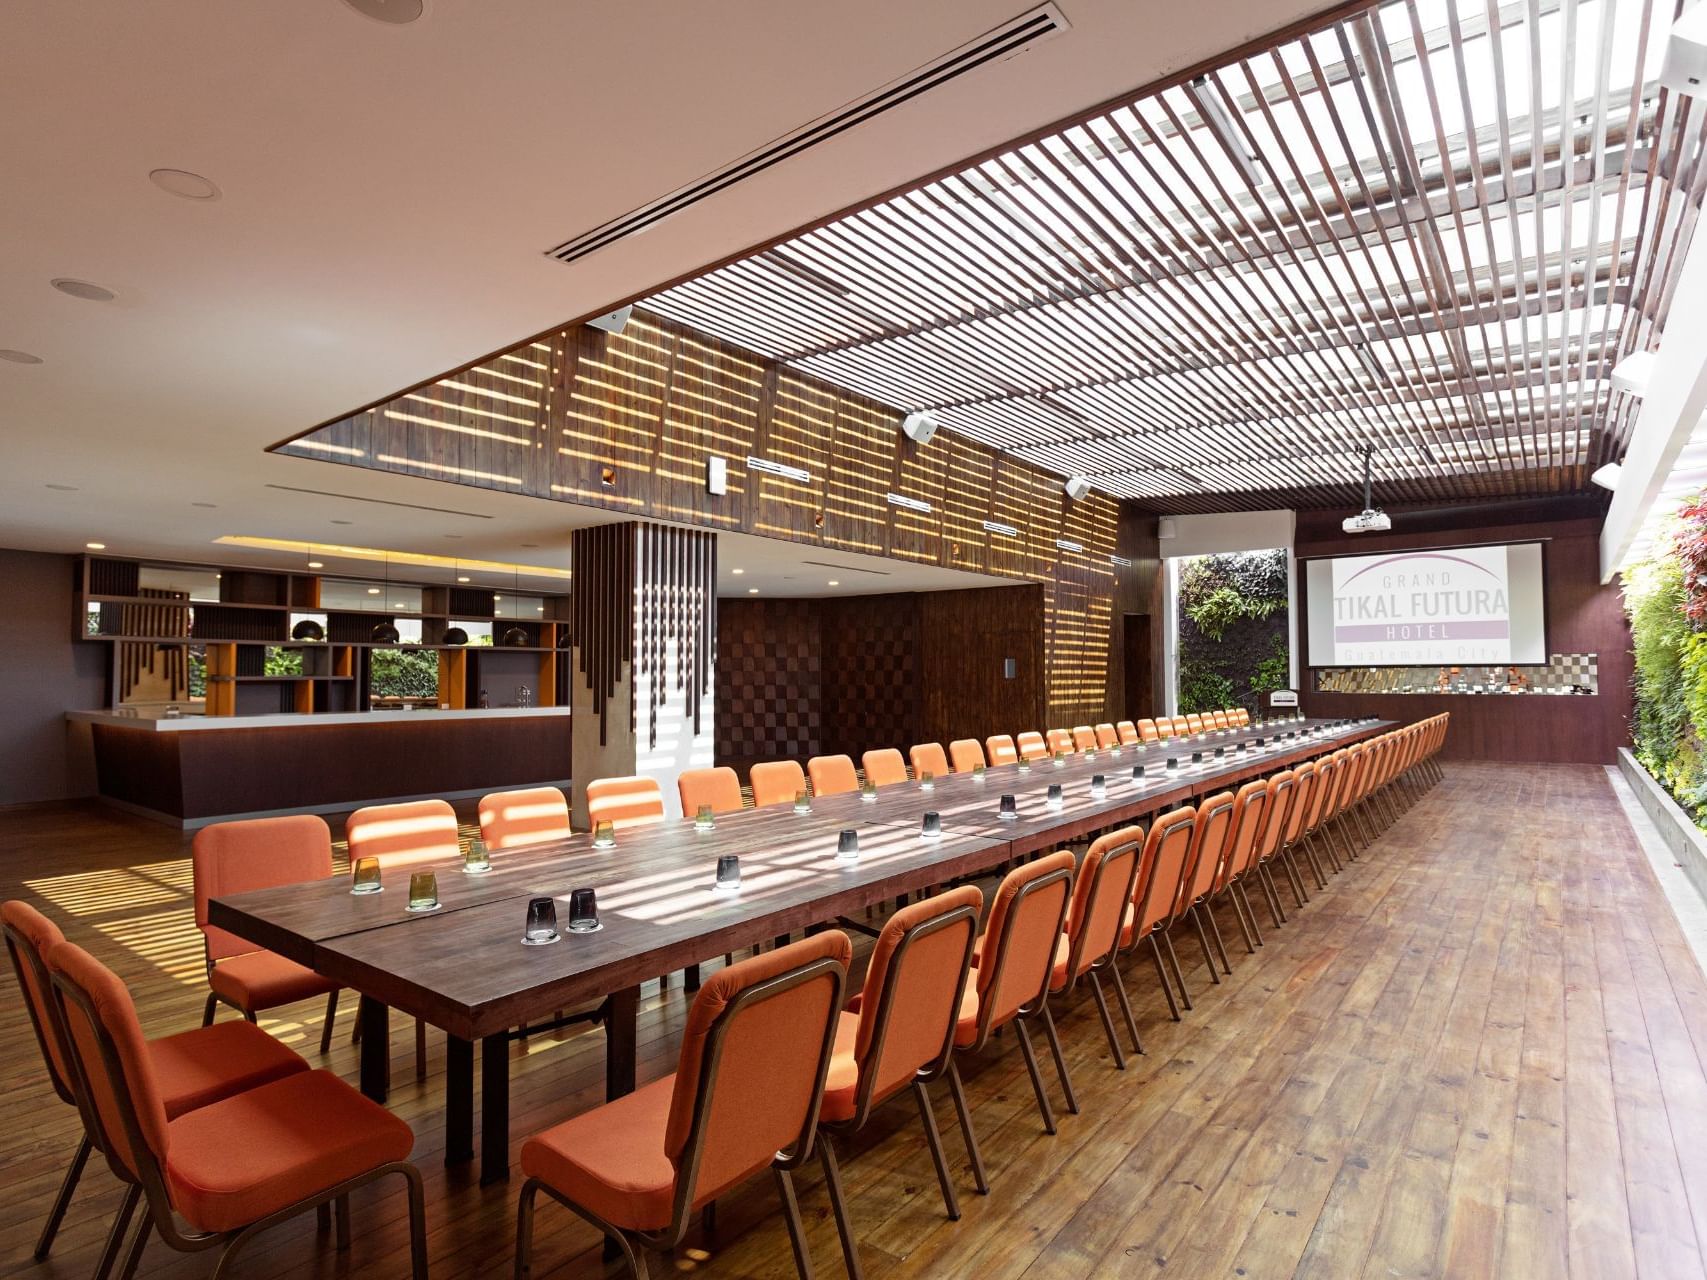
[281,306,1151,724]
[715,599,822,773]
[918,585,1047,747]
[1295,506,1632,764]
[818,594,922,757]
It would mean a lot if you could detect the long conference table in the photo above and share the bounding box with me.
[211,715,1393,1184]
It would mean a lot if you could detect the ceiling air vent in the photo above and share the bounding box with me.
[545,4,1069,266]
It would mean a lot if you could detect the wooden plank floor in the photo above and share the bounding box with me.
[4,761,1707,1278]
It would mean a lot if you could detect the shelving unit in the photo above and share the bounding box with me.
[77,555,572,717]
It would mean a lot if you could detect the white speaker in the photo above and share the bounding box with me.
[901,410,940,444]
[1157,516,1178,540]
[587,304,633,335]
[1662,3,1707,92]
[1064,474,1092,501]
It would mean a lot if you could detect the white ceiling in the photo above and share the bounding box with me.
[1,0,1341,574]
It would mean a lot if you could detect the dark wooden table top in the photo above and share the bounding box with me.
[210,716,1392,1040]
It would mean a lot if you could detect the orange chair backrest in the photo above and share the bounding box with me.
[2,900,75,1104]
[1170,716,1192,736]
[973,851,1073,1035]
[1209,711,1228,730]
[1046,728,1076,755]
[1132,807,1196,937]
[1016,732,1049,761]
[1258,771,1297,859]
[985,735,1019,766]
[585,776,666,831]
[1185,713,1205,734]
[46,940,171,1180]
[193,814,333,961]
[1140,718,1162,742]
[1303,757,1338,832]
[949,739,987,773]
[347,799,459,872]
[1094,723,1119,749]
[1283,764,1317,844]
[1183,791,1235,906]
[1115,720,1140,745]
[909,743,950,782]
[665,933,849,1211]
[751,760,808,809]
[1236,708,1251,726]
[676,768,744,818]
[862,749,908,787]
[1062,828,1144,987]
[850,887,981,1113]
[807,755,858,798]
[1071,726,1098,751]
[1218,780,1269,890]
[479,786,572,851]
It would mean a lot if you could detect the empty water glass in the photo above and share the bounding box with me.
[350,856,382,895]
[522,897,559,945]
[407,871,438,912]
[567,887,599,932]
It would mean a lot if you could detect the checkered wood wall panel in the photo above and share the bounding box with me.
[715,599,821,770]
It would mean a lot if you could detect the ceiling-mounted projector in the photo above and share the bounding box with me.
[901,410,940,444]
[1342,445,1391,533]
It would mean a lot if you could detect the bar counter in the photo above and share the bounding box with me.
[67,708,571,826]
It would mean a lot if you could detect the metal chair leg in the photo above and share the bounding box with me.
[1231,880,1263,948]
[945,1060,989,1193]
[201,992,218,1027]
[1201,902,1233,975]
[818,1138,864,1279]
[1256,862,1288,925]
[1146,934,1181,1020]
[1085,970,1126,1069]
[1161,929,1193,1011]
[773,1168,816,1280]
[1106,955,1143,1054]
[1039,1005,1078,1114]
[320,990,340,1055]
[34,1134,90,1261]
[913,1081,962,1220]
[1013,1020,1058,1135]
[117,1216,151,1280]
[1188,905,1221,984]
[93,1183,141,1280]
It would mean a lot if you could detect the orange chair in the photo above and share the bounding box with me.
[1071,726,1098,751]
[1046,728,1076,756]
[1015,731,1049,761]
[46,940,426,1279]
[1169,715,1191,737]
[479,786,572,851]
[192,816,342,1053]
[346,798,460,870]
[1234,708,1251,727]
[909,742,951,782]
[752,759,808,808]
[957,852,1077,1151]
[1052,828,1145,1065]
[1153,718,1174,741]
[1115,721,1140,746]
[1209,710,1229,730]
[1278,762,1324,896]
[585,776,667,831]
[862,748,909,787]
[1252,770,1301,924]
[985,735,1019,766]
[1211,780,1271,955]
[1174,791,1237,989]
[514,934,850,1279]
[1138,718,1160,742]
[1185,713,1205,734]
[675,768,744,817]
[1120,807,1197,1020]
[1094,723,1120,749]
[4,901,308,1270]
[817,889,981,1274]
[949,738,986,773]
[807,755,858,798]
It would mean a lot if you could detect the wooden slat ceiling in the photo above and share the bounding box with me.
[644,0,1706,514]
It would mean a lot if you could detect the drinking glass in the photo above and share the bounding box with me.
[1131,764,1145,781]
[1090,774,1107,800]
[920,811,942,839]
[1018,758,1033,774]
[462,838,491,875]
[918,771,935,792]
[971,763,986,782]
[522,897,559,945]
[998,793,1018,820]
[1052,751,1066,768]
[567,888,600,933]
[861,781,877,802]
[1046,783,1064,809]
[407,871,438,912]
[592,820,616,849]
[794,789,813,815]
[837,828,860,860]
[695,804,716,832]
[350,856,382,895]
[715,854,741,891]
[1167,757,1180,771]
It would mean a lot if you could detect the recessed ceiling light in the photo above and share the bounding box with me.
[331,519,352,525]
[51,278,116,303]
[367,587,380,595]
[536,606,545,612]
[443,534,462,539]
[85,541,106,550]
[493,595,503,601]
[307,561,324,569]
[341,0,425,24]
[457,576,470,583]
[732,567,744,575]
[828,580,839,586]
[148,168,221,201]
[747,587,759,594]
[0,349,43,364]
[521,543,539,549]
[45,483,77,491]
[191,501,217,508]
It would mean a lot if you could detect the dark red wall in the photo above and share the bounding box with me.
[1295,502,1631,764]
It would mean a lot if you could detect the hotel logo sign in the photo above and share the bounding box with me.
[1331,547,1513,664]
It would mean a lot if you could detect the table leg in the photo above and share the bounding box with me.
[358,996,389,1103]
[606,985,639,1100]
[480,1034,509,1185]
[446,1036,474,1166]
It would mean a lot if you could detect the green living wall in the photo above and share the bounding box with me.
[1177,548,1291,717]
[1624,496,1707,828]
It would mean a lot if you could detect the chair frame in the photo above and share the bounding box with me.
[1055,830,1146,1066]
[48,966,428,1280]
[515,952,848,1280]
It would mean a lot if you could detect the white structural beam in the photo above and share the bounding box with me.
[1601,224,1707,581]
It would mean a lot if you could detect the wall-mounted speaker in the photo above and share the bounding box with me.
[1063,474,1092,502]
[1662,3,1707,92]
[587,304,634,335]
[1157,516,1178,540]
[901,410,940,444]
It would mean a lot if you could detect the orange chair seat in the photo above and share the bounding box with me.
[209,950,339,1014]
[822,985,980,1123]
[151,1020,309,1119]
[520,1076,679,1232]
[165,1069,413,1233]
